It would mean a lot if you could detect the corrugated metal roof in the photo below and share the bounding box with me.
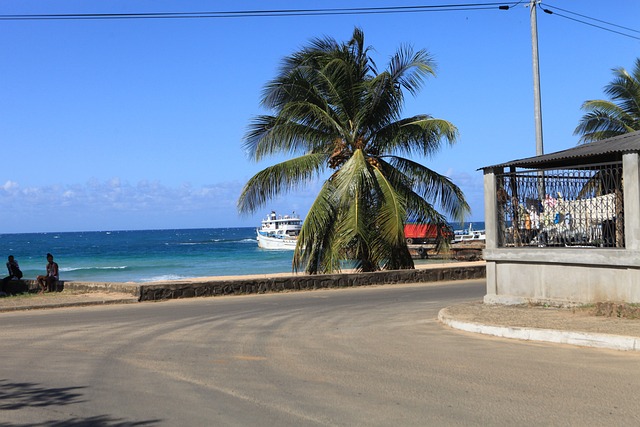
[482,130,640,170]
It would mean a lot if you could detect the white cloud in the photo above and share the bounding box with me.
[0,171,485,232]
[2,180,19,192]
[0,178,256,232]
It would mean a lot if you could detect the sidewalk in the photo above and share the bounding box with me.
[439,302,640,352]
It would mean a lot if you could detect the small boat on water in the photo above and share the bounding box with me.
[453,223,486,243]
[256,211,302,250]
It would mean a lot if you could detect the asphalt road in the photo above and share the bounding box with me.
[1,279,639,426]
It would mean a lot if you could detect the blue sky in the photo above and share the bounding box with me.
[1,1,638,233]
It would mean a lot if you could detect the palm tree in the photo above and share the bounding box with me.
[238,28,469,274]
[574,59,640,247]
[574,58,640,143]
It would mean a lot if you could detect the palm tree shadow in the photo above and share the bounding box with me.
[3,416,161,427]
[0,379,86,410]
[0,379,161,427]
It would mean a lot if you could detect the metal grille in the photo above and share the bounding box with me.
[496,162,624,248]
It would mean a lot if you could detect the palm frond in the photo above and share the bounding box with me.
[575,59,640,143]
[238,154,326,213]
[244,116,334,160]
[375,116,458,157]
[370,165,406,246]
[330,150,376,270]
[606,67,640,115]
[293,181,340,273]
[386,156,469,222]
[388,46,436,96]
[370,166,413,270]
[574,101,636,143]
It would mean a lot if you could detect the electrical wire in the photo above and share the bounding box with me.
[0,3,517,21]
[540,2,640,41]
[503,0,526,9]
[1,0,637,42]
[541,2,639,34]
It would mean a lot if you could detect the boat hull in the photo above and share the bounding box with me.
[257,232,298,250]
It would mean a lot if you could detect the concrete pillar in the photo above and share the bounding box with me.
[483,168,501,298]
[623,153,640,250]
[484,261,497,300]
[483,168,500,250]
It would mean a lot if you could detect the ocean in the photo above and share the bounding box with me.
[0,223,484,283]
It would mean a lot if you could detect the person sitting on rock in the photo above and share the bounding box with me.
[36,253,59,293]
[1,255,23,296]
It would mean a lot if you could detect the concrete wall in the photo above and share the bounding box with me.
[137,265,486,301]
[484,248,640,305]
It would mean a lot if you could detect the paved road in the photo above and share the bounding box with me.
[1,280,639,426]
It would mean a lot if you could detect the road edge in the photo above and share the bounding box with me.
[438,306,640,352]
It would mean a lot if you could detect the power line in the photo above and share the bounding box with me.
[2,1,636,42]
[541,2,639,34]
[540,2,640,41]
[0,3,519,21]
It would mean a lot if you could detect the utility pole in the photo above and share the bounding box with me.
[530,0,544,156]
[498,1,547,236]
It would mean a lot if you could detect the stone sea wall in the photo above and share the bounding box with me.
[137,264,485,301]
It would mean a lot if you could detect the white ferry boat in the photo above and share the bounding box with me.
[256,211,302,250]
[453,223,486,242]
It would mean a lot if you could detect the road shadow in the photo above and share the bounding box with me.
[0,379,86,410]
[0,379,161,427]
[1,416,161,427]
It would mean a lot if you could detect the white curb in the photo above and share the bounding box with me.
[438,308,640,352]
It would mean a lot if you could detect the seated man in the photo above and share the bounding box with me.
[1,255,23,296]
[36,253,59,293]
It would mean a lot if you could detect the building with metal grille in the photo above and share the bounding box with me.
[482,130,640,305]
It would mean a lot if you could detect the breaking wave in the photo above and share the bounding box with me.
[60,266,128,272]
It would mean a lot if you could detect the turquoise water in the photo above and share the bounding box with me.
[0,228,294,283]
[0,223,484,283]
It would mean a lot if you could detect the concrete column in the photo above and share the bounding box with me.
[623,153,640,250]
[484,261,497,299]
[483,168,501,299]
[483,168,500,250]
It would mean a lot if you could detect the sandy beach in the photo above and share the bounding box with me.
[157,260,483,284]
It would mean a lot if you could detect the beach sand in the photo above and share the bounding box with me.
[176,260,483,284]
